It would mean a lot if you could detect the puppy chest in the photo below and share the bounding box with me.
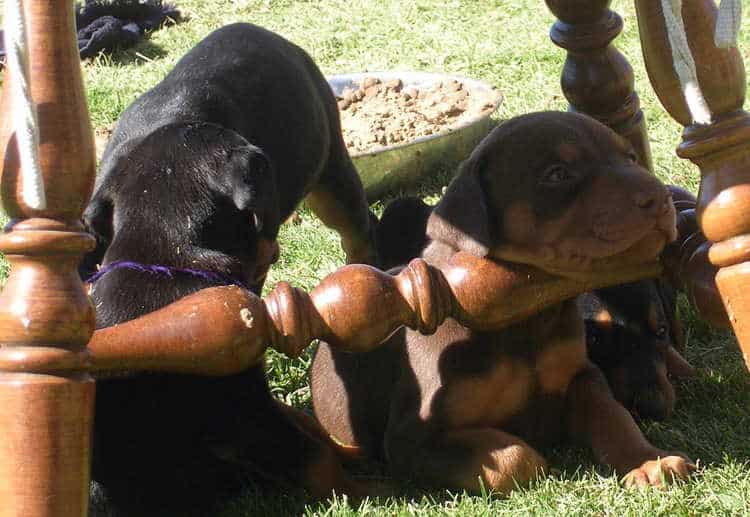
[441,357,534,428]
[440,336,588,430]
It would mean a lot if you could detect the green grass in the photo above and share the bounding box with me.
[3,0,750,515]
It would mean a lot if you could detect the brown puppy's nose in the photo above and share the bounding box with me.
[633,189,669,217]
[633,191,656,210]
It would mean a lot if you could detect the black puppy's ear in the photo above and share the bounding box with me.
[79,190,114,279]
[226,145,281,239]
[426,155,491,256]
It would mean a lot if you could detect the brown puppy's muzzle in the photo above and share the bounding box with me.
[581,168,677,266]
[631,177,678,241]
[489,167,677,279]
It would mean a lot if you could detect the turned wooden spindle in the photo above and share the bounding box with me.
[0,2,96,516]
[18,252,655,378]
[635,1,750,367]
[546,0,653,169]
[663,185,730,329]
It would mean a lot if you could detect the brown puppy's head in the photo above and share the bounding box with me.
[579,279,694,421]
[426,112,677,277]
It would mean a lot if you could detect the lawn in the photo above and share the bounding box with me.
[3,0,750,515]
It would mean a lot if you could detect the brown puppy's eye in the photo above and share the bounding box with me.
[627,151,639,163]
[541,165,573,185]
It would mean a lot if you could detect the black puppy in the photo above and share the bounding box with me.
[375,196,434,270]
[84,23,377,515]
[375,196,694,421]
[578,280,694,421]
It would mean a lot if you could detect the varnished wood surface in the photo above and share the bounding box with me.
[0,374,94,517]
[0,1,97,516]
[635,0,750,368]
[546,0,653,170]
[0,2,96,220]
[634,0,745,128]
[663,186,730,329]
[78,251,662,377]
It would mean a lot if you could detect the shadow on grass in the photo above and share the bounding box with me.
[96,39,169,66]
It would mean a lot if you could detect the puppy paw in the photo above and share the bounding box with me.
[622,455,695,488]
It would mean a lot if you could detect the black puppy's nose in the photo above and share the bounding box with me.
[633,388,671,421]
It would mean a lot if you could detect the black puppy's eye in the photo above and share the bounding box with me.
[655,325,668,339]
[541,165,573,185]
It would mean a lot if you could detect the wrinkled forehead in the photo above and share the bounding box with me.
[480,113,631,168]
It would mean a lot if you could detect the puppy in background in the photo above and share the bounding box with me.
[579,280,695,421]
[83,23,378,516]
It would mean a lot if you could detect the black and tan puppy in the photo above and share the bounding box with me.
[83,23,377,515]
[376,197,695,422]
[312,111,694,495]
[579,281,694,421]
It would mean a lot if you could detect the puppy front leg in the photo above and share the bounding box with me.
[385,424,547,494]
[565,366,695,487]
[305,159,379,266]
[213,403,364,500]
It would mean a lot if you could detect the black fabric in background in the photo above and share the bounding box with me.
[0,0,181,65]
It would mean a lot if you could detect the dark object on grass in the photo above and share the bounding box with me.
[375,196,433,270]
[0,0,181,65]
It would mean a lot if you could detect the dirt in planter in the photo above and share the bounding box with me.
[93,77,497,160]
[337,76,498,154]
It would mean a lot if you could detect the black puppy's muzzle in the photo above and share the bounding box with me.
[631,385,674,421]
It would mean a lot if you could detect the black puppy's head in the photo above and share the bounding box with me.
[578,279,694,420]
[84,122,281,292]
[425,111,677,277]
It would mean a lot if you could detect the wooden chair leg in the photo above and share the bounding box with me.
[0,1,97,515]
[545,0,653,170]
[634,0,750,369]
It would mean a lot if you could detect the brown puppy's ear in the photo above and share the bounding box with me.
[426,156,491,256]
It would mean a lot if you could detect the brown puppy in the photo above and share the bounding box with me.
[375,196,695,422]
[311,112,694,494]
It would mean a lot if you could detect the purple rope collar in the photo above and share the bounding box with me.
[86,260,248,290]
